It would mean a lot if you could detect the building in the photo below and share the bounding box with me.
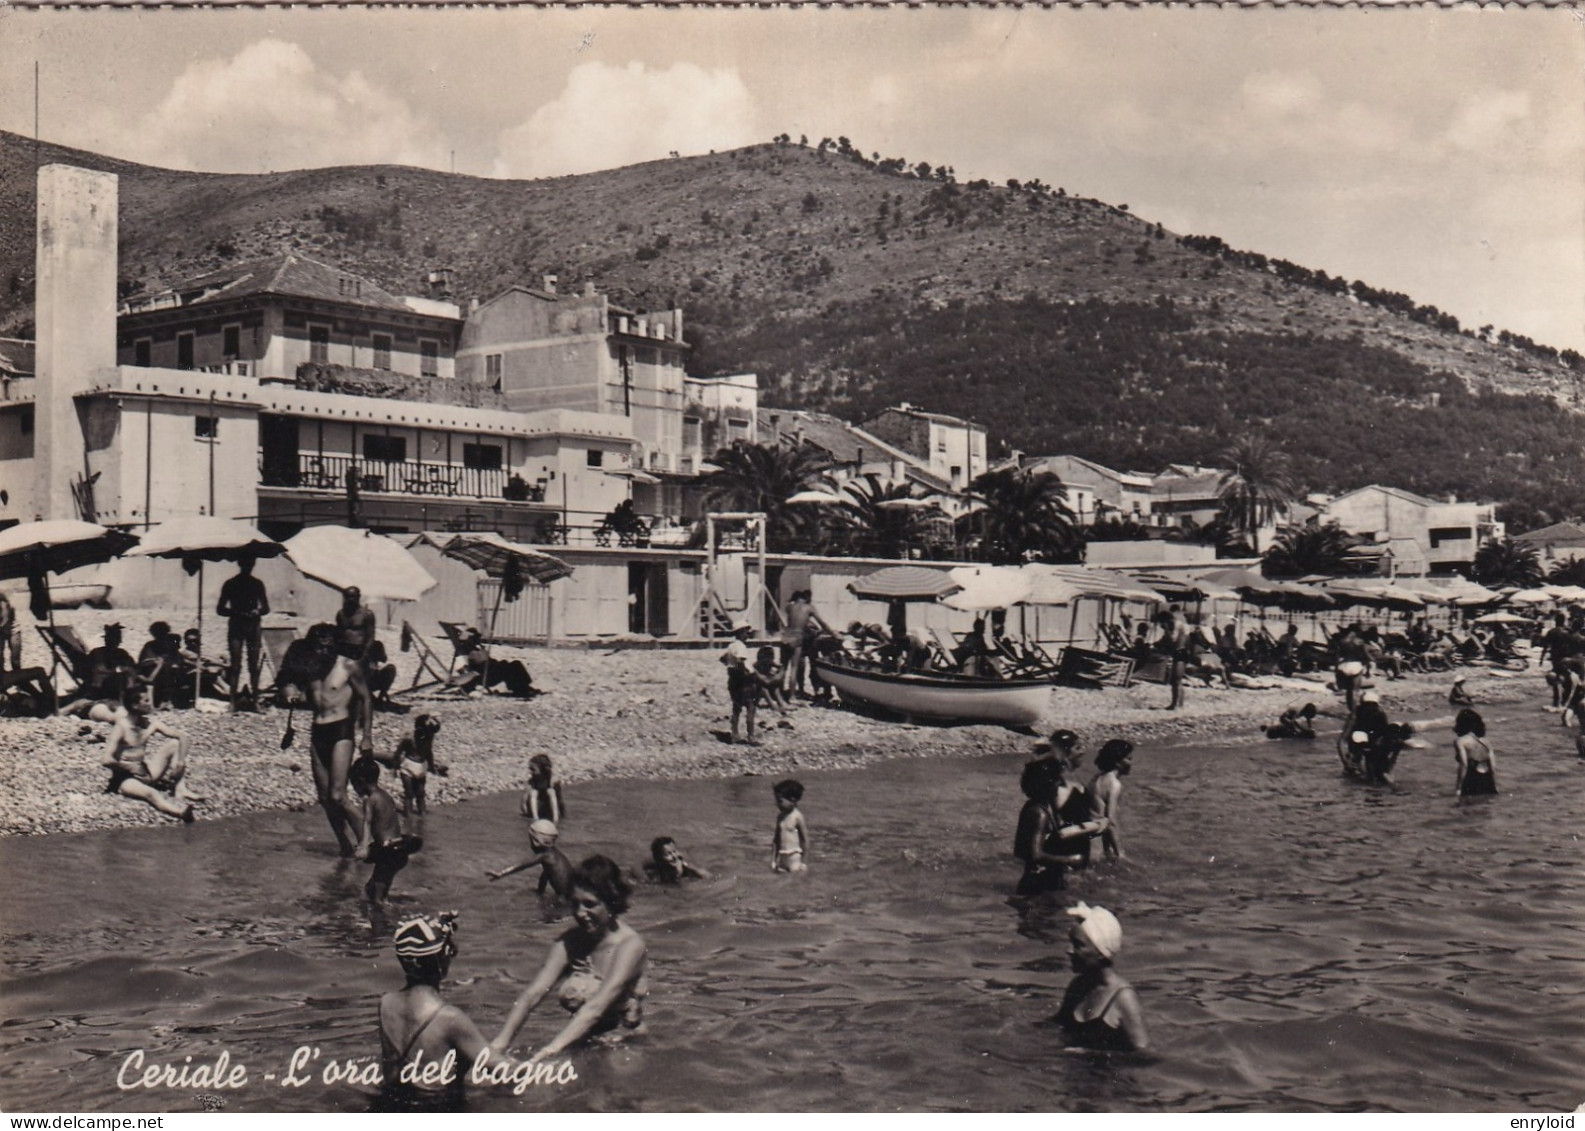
[1512,521,1585,571]
[1320,485,1502,577]
[859,404,987,492]
[756,408,951,496]
[1018,454,1154,527]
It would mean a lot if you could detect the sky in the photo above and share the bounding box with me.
[1,6,1581,352]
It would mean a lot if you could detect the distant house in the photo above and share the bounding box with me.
[756,407,952,499]
[859,403,987,492]
[1019,454,1153,526]
[1513,520,1585,570]
[1321,485,1502,577]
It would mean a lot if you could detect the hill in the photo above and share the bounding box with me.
[2,131,1582,530]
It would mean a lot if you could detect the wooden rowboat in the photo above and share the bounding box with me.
[812,656,1052,727]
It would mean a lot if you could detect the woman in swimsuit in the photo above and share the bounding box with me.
[494,855,649,1065]
[378,912,522,1111]
[1053,902,1149,1053]
[1013,758,1107,895]
[1452,707,1498,799]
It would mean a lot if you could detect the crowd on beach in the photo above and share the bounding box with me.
[4,564,1585,1107]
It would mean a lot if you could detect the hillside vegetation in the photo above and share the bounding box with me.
[2,132,1581,529]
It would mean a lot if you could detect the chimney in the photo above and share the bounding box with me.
[542,274,557,295]
[35,164,118,522]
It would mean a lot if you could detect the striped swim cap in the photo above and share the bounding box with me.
[393,913,458,961]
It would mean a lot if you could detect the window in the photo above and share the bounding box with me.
[222,324,241,359]
[950,465,962,483]
[19,406,34,435]
[364,434,407,463]
[309,324,330,364]
[683,416,701,448]
[484,354,503,387]
[726,417,749,440]
[463,443,502,470]
[372,333,393,370]
[133,339,151,367]
[586,449,604,468]
[194,416,218,440]
[176,332,195,371]
[420,340,439,378]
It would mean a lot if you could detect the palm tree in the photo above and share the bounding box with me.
[1217,436,1297,547]
[961,467,1077,565]
[1262,522,1356,578]
[1471,538,1544,588]
[1547,557,1585,587]
[701,441,833,552]
[825,473,945,559]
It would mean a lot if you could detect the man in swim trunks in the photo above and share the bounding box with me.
[335,585,378,674]
[307,628,375,855]
[217,555,269,712]
[102,682,199,822]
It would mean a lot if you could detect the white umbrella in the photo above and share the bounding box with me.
[284,526,437,602]
[1473,611,1534,625]
[0,519,139,582]
[874,497,939,511]
[1544,584,1585,602]
[942,565,1033,611]
[786,489,846,505]
[1506,588,1555,606]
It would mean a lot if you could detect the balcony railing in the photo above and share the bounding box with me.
[262,453,544,503]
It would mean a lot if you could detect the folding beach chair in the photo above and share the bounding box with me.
[36,624,92,696]
[400,621,467,696]
[259,625,298,693]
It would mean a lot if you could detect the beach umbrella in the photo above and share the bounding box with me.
[1473,611,1534,625]
[1547,584,1585,603]
[1198,567,1272,590]
[416,531,572,586]
[874,497,940,511]
[785,489,845,505]
[1127,572,1237,603]
[848,565,960,601]
[0,519,139,584]
[941,565,1032,611]
[283,525,437,603]
[128,516,287,704]
[1505,588,1555,606]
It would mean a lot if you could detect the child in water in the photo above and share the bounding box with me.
[1266,702,1318,740]
[520,753,566,823]
[394,713,448,817]
[487,818,575,899]
[771,780,809,873]
[644,836,712,883]
[353,756,422,906]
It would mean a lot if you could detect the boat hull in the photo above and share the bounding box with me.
[812,659,1051,727]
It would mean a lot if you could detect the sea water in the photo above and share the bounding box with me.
[1,708,1581,1112]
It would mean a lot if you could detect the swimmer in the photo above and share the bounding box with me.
[395,714,448,817]
[487,819,574,899]
[1013,757,1105,895]
[1266,702,1318,740]
[353,756,420,906]
[643,836,712,883]
[771,779,809,873]
[494,856,649,1065]
[305,625,374,856]
[520,753,565,824]
[378,912,524,1110]
[1452,708,1498,800]
[1053,903,1150,1053]
[1089,740,1134,860]
[101,682,200,822]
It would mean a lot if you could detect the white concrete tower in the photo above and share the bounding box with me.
[34,163,118,521]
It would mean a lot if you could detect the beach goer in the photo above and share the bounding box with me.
[102,682,198,822]
[1266,702,1318,740]
[353,755,421,905]
[1031,729,1082,764]
[379,912,520,1110]
[396,713,448,817]
[1053,903,1150,1053]
[487,819,574,899]
[82,623,137,705]
[772,779,809,873]
[308,627,375,856]
[1089,740,1134,860]
[452,628,537,699]
[753,645,791,717]
[1448,676,1474,707]
[1540,613,1574,707]
[1158,610,1190,711]
[135,621,186,709]
[0,663,56,717]
[0,591,24,676]
[720,621,758,745]
[780,590,826,698]
[520,753,565,823]
[335,585,378,668]
[1013,758,1106,895]
[1452,708,1497,800]
[181,627,231,701]
[493,855,649,1064]
[217,555,269,711]
[643,836,712,883]
[366,638,398,706]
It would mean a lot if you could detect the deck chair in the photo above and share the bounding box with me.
[36,624,92,695]
[437,621,479,668]
[401,621,468,696]
[259,626,298,692]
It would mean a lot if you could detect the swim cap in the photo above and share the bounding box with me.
[394,912,459,962]
[1350,731,1370,745]
[1067,902,1123,959]
[528,818,559,845]
[1049,729,1080,750]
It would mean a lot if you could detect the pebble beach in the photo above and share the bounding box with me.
[0,605,1536,836]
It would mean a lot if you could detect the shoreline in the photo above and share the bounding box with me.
[2,606,1541,837]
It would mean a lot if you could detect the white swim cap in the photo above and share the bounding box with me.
[1067,902,1123,959]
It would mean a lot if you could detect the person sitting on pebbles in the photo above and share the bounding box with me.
[102,681,201,822]
[1447,677,1475,707]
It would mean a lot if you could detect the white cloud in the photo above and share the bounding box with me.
[136,39,449,173]
[493,61,758,179]
[1241,70,1323,118]
[1445,89,1532,153]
